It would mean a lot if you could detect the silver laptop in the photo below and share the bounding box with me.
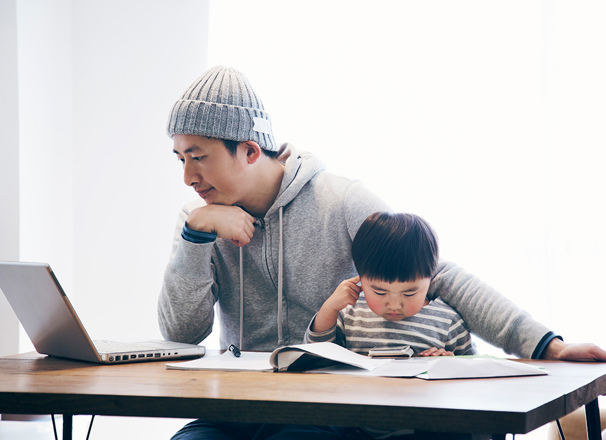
[0,261,205,364]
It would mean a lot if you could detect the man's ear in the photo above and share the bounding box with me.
[241,141,262,164]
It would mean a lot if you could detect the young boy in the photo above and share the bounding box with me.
[306,212,477,357]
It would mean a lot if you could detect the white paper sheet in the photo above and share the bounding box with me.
[166,351,272,371]
[307,356,548,379]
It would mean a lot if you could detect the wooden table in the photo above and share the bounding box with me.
[1,353,605,440]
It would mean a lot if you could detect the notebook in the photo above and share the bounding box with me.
[0,261,206,364]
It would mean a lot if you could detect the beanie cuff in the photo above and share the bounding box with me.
[167,100,278,151]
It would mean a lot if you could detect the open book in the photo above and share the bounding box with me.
[167,342,548,380]
[268,342,548,379]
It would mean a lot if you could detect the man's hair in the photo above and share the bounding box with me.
[222,139,279,159]
[351,212,439,283]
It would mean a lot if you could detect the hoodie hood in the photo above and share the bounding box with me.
[265,143,326,218]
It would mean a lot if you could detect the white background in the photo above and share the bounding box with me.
[2,1,606,438]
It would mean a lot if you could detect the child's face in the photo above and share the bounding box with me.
[360,276,431,321]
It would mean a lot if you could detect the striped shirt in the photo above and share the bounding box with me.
[305,294,476,356]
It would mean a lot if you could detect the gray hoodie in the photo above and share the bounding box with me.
[158,144,552,357]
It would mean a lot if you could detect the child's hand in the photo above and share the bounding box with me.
[324,276,362,313]
[311,276,361,333]
[418,347,454,357]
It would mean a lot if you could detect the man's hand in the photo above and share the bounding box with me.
[418,347,454,357]
[543,338,606,362]
[312,276,362,333]
[187,205,255,247]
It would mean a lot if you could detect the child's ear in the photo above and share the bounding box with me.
[241,141,262,164]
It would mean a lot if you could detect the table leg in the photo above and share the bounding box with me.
[62,414,73,440]
[585,399,601,440]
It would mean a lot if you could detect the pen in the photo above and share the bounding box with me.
[228,344,241,358]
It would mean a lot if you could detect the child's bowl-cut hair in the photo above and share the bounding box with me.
[351,212,439,283]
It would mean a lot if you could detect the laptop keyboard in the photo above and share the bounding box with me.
[93,340,158,353]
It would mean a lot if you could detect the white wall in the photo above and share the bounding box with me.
[0,0,20,357]
[16,1,74,355]
[15,0,209,351]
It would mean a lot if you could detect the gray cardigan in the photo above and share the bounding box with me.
[158,144,552,357]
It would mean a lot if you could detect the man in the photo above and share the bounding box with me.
[159,65,606,440]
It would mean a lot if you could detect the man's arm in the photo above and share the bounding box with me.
[158,203,217,344]
[428,260,552,358]
[430,261,606,361]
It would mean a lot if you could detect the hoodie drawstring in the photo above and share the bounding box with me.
[277,206,284,346]
[239,246,244,349]
[238,206,285,350]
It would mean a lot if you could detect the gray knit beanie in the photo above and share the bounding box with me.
[166,66,278,151]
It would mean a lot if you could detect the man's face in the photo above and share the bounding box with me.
[173,134,246,206]
[360,276,431,321]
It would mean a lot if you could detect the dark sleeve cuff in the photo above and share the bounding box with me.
[181,222,217,244]
[531,331,564,359]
